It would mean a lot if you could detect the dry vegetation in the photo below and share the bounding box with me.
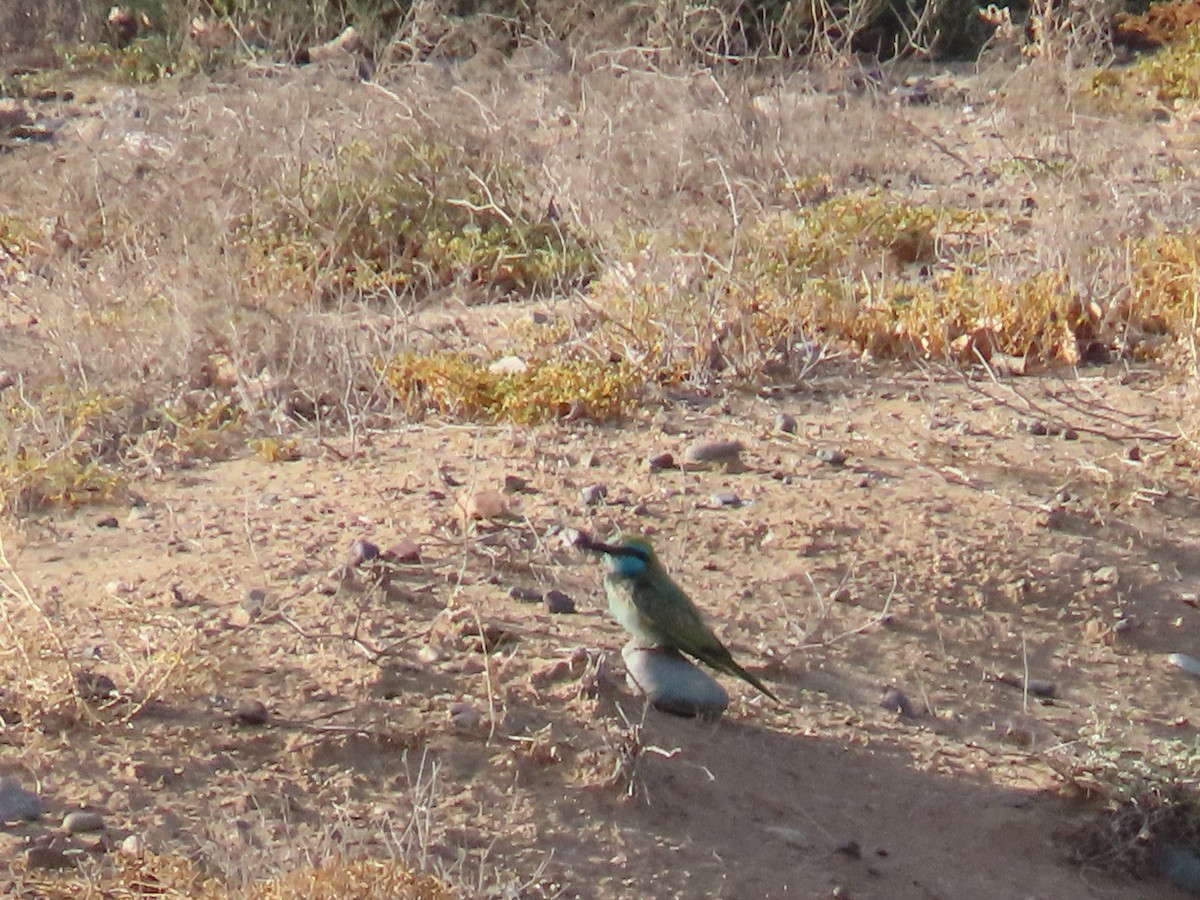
[7,0,1200,896]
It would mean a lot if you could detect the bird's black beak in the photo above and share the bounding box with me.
[569,530,633,557]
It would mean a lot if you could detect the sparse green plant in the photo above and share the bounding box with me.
[244,140,598,307]
[382,352,638,423]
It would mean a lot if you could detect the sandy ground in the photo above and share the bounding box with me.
[5,359,1200,897]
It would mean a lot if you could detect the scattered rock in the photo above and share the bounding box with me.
[1128,445,1142,462]
[76,671,118,702]
[62,810,105,834]
[347,539,380,566]
[1021,418,1049,436]
[878,688,918,719]
[0,779,44,822]
[503,474,529,493]
[119,834,146,858]
[26,846,76,870]
[509,585,543,603]
[257,491,280,507]
[448,702,481,730]
[621,644,729,718]
[96,515,119,528]
[386,538,421,563]
[647,451,676,471]
[544,589,576,614]
[991,672,1057,698]
[815,448,847,466]
[710,491,741,508]
[580,483,608,506]
[232,699,269,726]
[775,413,797,434]
[1168,653,1200,678]
[105,580,135,596]
[1062,427,1079,441]
[465,489,509,520]
[683,440,744,471]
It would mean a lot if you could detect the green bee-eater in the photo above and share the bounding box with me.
[578,533,780,703]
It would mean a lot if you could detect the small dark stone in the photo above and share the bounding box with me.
[544,590,576,614]
[0,779,44,822]
[26,846,76,870]
[775,413,797,434]
[233,699,269,726]
[240,588,266,620]
[76,671,117,702]
[347,539,380,567]
[816,448,847,466]
[1128,445,1142,461]
[879,688,918,719]
[711,491,741,507]
[1062,428,1079,441]
[1025,419,1048,436]
[508,586,543,603]
[62,810,105,834]
[647,452,676,471]
[503,474,529,493]
[96,516,119,528]
[835,840,862,859]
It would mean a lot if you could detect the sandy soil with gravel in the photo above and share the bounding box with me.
[6,358,1200,897]
[4,29,1200,896]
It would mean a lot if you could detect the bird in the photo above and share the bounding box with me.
[578,532,780,703]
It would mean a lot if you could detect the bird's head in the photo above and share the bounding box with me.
[577,532,656,578]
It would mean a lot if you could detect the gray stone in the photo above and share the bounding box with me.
[775,413,797,434]
[544,590,575,614]
[62,810,105,834]
[508,585,543,603]
[683,440,744,468]
[580,483,608,506]
[621,643,728,718]
[815,448,847,466]
[0,779,44,822]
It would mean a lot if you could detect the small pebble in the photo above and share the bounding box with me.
[1169,653,1200,677]
[106,581,135,596]
[647,452,676,471]
[711,491,741,508]
[509,586,543,603]
[683,440,744,467]
[26,846,76,870]
[1022,418,1048,436]
[544,590,576,614]
[503,474,529,493]
[465,489,509,519]
[347,539,380,566]
[0,779,44,822]
[96,515,119,528]
[241,588,267,620]
[120,834,146,858]
[386,538,421,563]
[62,810,105,834]
[580,483,608,506]
[1128,445,1142,462]
[232,699,269,726]
[1062,427,1079,441]
[76,671,117,701]
[257,492,280,507]
[775,413,797,434]
[816,448,847,466]
[879,688,918,719]
[449,702,481,730]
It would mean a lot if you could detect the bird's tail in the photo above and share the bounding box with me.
[712,654,781,704]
